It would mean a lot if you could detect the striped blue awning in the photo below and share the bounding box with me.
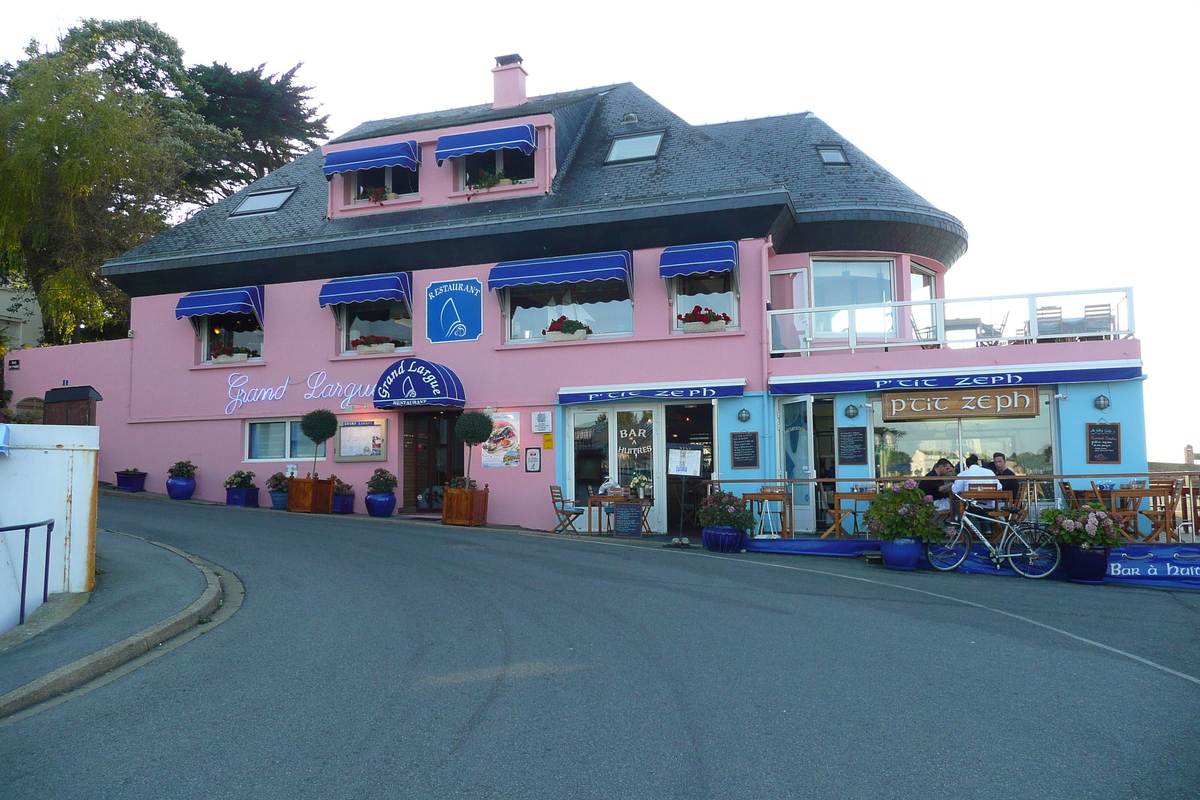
[488,251,632,292]
[323,141,421,178]
[435,124,537,165]
[659,241,739,278]
[175,287,264,325]
[319,273,412,308]
[374,358,466,409]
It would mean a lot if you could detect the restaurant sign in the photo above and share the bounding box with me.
[882,387,1040,421]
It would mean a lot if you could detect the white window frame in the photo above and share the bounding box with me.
[605,132,665,164]
[353,165,419,204]
[245,417,328,463]
[810,257,897,338]
[498,281,634,343]
[198,314,264,364]
[332,301,414,354]
[668,271,739,331]
[456,149,536,191]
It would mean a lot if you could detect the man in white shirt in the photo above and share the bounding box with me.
[952,454,1002,510]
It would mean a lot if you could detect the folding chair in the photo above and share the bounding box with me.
[549,485,584,535]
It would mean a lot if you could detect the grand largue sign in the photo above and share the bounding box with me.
[224,371,375,415]
[882,387,1040,421]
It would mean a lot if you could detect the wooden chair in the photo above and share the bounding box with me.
[1084,303,1114,338]
[1141,479,1181,542]
[1058,480,1084,510]
[550,486,584,535]
[1035,305,1063,339]
[823,492,874,539]
[977,312,1009,346]
[958,489,1017,542]
[603,488,630,533]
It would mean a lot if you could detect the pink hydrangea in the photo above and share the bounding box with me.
[904,479,918,490]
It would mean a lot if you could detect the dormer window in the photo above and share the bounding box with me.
[435,124,539,192]
[354,166,418,203]
[323,140,422,203]
[605,132,664,164]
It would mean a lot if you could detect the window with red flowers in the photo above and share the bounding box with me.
[671,271,736,331]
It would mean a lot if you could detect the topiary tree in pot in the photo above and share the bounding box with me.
[289,408,339,513]
[443,409,493,526]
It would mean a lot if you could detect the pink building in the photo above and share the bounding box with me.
[5,56,1144,534]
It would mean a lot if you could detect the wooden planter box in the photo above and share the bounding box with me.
[442,485,489,526]
[287,477,334,513]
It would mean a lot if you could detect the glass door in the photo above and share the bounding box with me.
[779,397,816,532]
[570,405,671,533]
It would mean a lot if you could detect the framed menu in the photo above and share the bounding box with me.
[837,427,868,466]
[1086,422,1121,464]
[730,431,759,469]
[334,418,388,462]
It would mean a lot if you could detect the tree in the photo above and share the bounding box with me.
[455,410,495,487]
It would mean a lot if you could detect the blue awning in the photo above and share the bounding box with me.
[319,273,412,308]
[175,287,264,325]
[558,379,745,405]
[435,124,537,165]
[374,358,466,409]
[488,251,632,292]
[659,241,739,278]
[323,141,421,178]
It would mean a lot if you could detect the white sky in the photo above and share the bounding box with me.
[5,0,1197,462]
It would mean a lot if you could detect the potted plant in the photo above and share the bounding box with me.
[114,468,147,493]
[1041,504,1121,583]
[223,470,259,507]
[331,474,355,514]
[698,489,755,552]
[677,305,731,334]
[443,410,492,526]
[863,479,942,570]
[266,471,291,510]
[364,467,398,517]
[630,473,652,499]
[288,409,338,513]
[166,460,197,500]
[210,342,258,363]
[542,316,592,343]
[351,334,397,355]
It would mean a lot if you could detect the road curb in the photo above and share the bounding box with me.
[0,535,226,720]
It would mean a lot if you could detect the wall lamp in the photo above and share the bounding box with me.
[737,408,751,423]
[844,404,860,419]
[1094,395,1111,411]
[1053,393,1069,401]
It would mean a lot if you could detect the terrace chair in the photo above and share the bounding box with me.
[1058,480,1084,510]
[1035,305,1063,339]
[549,486,584,535]
[977,312,1009,346]
[1141,479,1182,542]
[1084,303,1114,338]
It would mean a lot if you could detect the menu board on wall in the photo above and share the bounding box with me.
[730,432,759,469]
[334,418,387,462]
[837,427,868,466]
[1086,422,1121,464]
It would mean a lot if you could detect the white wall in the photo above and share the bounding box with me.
[0,424,98,634]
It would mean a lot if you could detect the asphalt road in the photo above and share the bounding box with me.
[2,495,1198,799]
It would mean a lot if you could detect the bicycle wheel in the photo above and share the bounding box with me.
[926,522,969,571]
[1004,523,1060,578]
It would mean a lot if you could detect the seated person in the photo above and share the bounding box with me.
[918,458,955,511]
[952,454,1002,510]
[989,452,1020,496]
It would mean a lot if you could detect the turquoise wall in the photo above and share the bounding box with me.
[1056,378,1147,483]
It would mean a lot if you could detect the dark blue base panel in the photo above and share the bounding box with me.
[744,538,1200,589]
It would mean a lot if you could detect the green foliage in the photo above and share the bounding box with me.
[167,460,197,478]
[265,471,290,492]
[223,470,256,489]
[330,474,354,495]
[448,476,478,490]
[455,410,494,446]
[366,468,398,495]
[697,490,756,532]
[863,480,942,542]
[299,409,338,444]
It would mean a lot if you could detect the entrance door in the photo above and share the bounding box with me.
[779,397,816,532]
[403,410,462,510]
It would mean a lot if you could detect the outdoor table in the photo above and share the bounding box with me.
[586,495,652,536]
[743,489,792,538]
[822,492,875,539]
[1093,488,1160,542]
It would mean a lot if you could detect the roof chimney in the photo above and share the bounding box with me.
[492,54,527,109]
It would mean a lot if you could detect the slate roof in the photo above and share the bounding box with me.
[103,81,967,296]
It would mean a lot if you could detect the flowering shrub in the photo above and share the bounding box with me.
[1039,504,1122,547]
[863,479,942,541]
[210,342,258,360]
[677,306,731,324]
[366,186,389,203]
[351,334,395,347]
[223,470,256,489]
[366,467,398,494]
[330,474,355,495]
[542,316,591,336]
[629,474,651,490]
[265,472,290,493]
[167,460,197,479]
[697,489,756,531]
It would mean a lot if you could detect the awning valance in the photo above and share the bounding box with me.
[557,379,745,405]
[175,287,264,325]
[488,251,632,292]
[435,124,537,165]
[659,241,739,278]
[323,141,421,178]
[319,273,412,308]
[374,358,466,409]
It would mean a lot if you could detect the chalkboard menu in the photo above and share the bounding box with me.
[1086,422,1121,464]
[613,503,643,538]
[730,431,759,470]
[838,427,868,466]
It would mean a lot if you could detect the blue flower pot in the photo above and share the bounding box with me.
[880,537,923,571]
[225,487,259,508]
[115,471,147,492]
[332,493,355,514]
[702,526,746,553]
[1062,544,1109,583]
[269,490,289,510]
[166,477,196,500]
[365,492,396,518]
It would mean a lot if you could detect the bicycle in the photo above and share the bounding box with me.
[925,491,1061,578]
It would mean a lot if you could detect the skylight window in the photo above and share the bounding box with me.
[230,188,297,216]
[605,132,664,164]
[817,146,848,165]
